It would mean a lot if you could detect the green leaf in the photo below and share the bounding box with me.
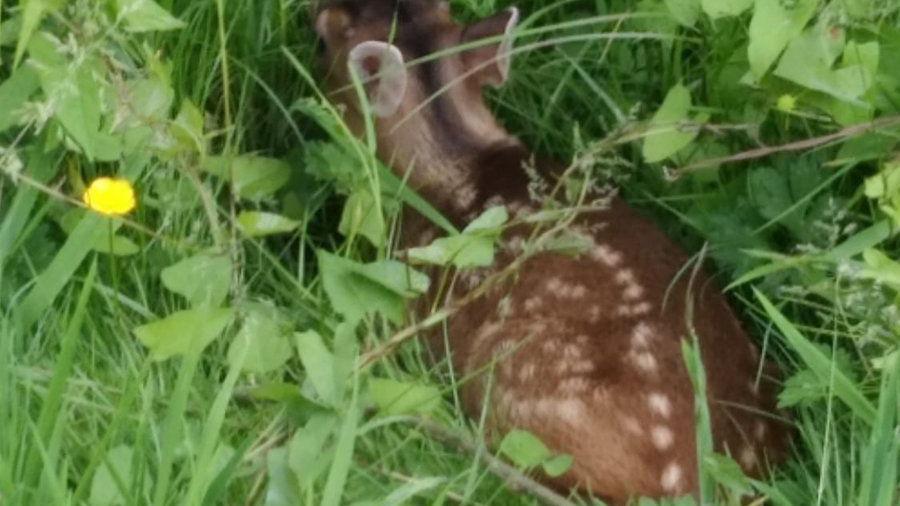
[14,0,63,67]
[167,99,205,156]
[408,207,508,269]
[295,330,339,405]
[317,251,428,324]
[339,189,386,248]
[134,307,234,361]
[116,0,186,32]
[860,249,900,290]
[498,429,552,469]
[264,447,301,506]
[203,155,291,200]
[368,378,441,416]
[238,212,301,237]
[664,0,701,27]
[642,83,699,163]
[0,65,40,132]
[700,0,752,19]
[288,414,336,487]
[160,253,232,308]
[89,445,142,506]
[228,302,292,374]
[747,0,819,78]
[703,454,752,496]
[748,167,792,221]
[542,454,574,478]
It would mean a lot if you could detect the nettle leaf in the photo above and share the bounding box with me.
[664,0,701,27]
[228,301,292,374]
[317,250,429,324]
[204,155,291,200]
[642,83,701,163]
[160,253,232,308]
[339,189,386,248]
[748,0,819,78]
[116,0,186,32]
[700,0,752,19]
[368,377,441,416]
[408,207,508,268]
[748,167,793,221]
[89,445,146,506]
[238,212,301,237]
[134,307,234,360]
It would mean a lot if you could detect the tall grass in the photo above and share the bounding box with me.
[0,0,898,505]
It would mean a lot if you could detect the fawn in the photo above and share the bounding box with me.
[314,1,790,503]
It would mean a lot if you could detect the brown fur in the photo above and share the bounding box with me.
[314,2,790,503]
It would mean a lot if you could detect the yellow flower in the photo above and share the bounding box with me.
[776,94,797,112]
[83,177,137,216]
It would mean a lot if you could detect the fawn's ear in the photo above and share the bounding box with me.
[315,6,352,40]
[348,41,408,117]
[461,7,520,88]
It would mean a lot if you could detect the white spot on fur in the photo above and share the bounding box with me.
[541,339,560,353]
[651,426,675,450]
[647,392,672,418]
[576,334,589,345]
[523,296,543,311]
[590,244,623,267]
[588,305,602,322]
[560,377,590,394]
[563,344,582,359]
[754,421,767,441]
[740,446,757,469]
[629,350,658,373]
[571,359,595,373]
[631,322,653,348]
[456,184,478,210]
[616,302,653,317]
[622,415,644,435]
[546,277,588,299]
[623,284,645,300]
[660,462,683,492]
[615,269,636,285]
[557,399,586,423]
[504,236,525,254]
[519,362,537,383]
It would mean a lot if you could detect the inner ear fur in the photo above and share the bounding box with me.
[348,41,408,118]
[461,7,520,88]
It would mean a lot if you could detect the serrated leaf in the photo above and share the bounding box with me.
[748,0,819,78]
[168,99,205,156]
[203,155,291,200]
[498,429,552,469]
[700,0,752,19]
[116,0,186,32]
[134,307,234,360]
[369,377,441,416]
[228,302,292,374]
[642,83,699,163]
[238,212,301,237]
[160,253,232,308]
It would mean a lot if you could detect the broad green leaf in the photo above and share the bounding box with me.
[160,253,232,308]
[116,0,186,32]
[317,251,428,324]
[643,83,699,163]
[754,290,875,422]
[408,207,508,268]
[14,0,63,67]
[264,447,301,506]
[228,302,292,374]
[123,77,174,128]
[288,414,336,486]
[748,0,819,78]
[134,307,234,361]
[860,249,900,290]
[203,155,291,200]
[774,27,873,102]
[702,454,752,496]
[700,0,752,19]
[89,445,145,506]
[542,454,574,478]
[0,65,39,132]
[368,378,441,416]
[498,429,552,469]
[748,167,793,221]
[339,189,385,248]
[295,330,338,405]
[168,99,205,156]
[664,0,701,27]
[238,212,301,237]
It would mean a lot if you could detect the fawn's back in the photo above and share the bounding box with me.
[314,1,790,502]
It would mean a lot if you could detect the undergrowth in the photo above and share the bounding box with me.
[0,0,897,505]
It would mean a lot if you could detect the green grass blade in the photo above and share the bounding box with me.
[754,289,876,422]
[857,356,898,506]
[321,374,360,506]
[0,147,58,266]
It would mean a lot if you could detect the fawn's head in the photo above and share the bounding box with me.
[314,0,521,204]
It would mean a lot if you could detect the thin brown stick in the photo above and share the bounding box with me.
[674,114,900,176]
[413,418,577,506]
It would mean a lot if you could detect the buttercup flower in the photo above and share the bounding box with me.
[83,177,137,216]
[776,94,797,112]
